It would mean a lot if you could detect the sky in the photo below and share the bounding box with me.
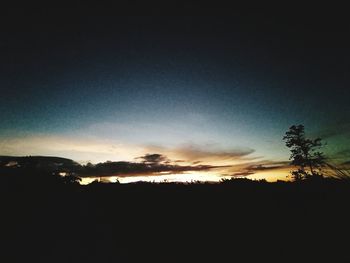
[1,5,349,182]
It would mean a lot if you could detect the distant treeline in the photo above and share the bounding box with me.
[1,165,350,263]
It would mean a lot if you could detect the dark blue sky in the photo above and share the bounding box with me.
[1,5,349,180]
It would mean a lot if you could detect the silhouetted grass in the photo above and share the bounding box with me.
[325,162,350,180]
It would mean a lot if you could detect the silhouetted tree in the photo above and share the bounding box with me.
[283,125,326,181]
[61,173,82,184]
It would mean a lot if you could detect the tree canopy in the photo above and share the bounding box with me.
[283,125,326,181]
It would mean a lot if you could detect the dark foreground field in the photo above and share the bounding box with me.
[1,173,350,262]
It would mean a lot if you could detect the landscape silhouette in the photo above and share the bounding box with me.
[2,4,350,262]
[1,125,350,262]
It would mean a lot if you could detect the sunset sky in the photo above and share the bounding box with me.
[1,6,349,182]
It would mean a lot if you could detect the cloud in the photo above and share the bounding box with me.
[0,153,229,182]
[135,153,168,164]
[0,156,80,170]
[79,153,228,178]
[226,161,290,178]
[230,171,255,177]
[0,134,149,163]
[0,134,257,166]
[145,144,255,164]
[2,134,285,181]
[245,162,290,171]
[174,144,255,160]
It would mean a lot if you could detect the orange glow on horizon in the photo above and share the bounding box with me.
[79,167,291,185]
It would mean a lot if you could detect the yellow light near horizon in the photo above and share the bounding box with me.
[249,169,291,182]
[78,166,291,185]
[107,176,120,183]
[80,177,98,185]
[115,171,224,184]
